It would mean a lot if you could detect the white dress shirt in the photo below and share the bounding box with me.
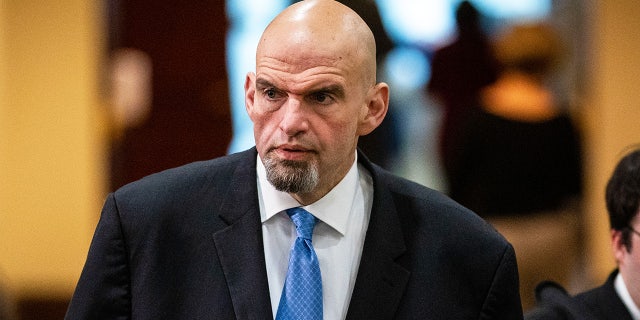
[257,154,373,320]
[615,272,640,320]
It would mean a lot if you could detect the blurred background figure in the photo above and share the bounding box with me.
[447,22,584,310]
[427,0,500,191]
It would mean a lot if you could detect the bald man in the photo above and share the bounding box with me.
[65,1,522,319]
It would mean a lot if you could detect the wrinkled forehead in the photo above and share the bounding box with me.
[256,9,375,84]
[258,28,360,72]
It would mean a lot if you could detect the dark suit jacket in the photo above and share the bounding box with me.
[525,270,633,320]
[65,148,522,319]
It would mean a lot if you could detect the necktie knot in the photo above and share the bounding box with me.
[286,207,317,240]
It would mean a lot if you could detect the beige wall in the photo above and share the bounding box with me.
[0,0,639,303]
[581,0,640,284]
[0,0,107,299]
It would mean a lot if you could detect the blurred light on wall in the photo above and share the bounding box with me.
[377,1,451,45]
[384,47,430,91]
[376,0,551,46]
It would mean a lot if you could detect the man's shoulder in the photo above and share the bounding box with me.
[572,272,631,319]
[371,164,507,246]
[115,148,256,199]
[573,283,609,305]
[376,166,483,216]
[369,163,449,203]
[526,271,629,320]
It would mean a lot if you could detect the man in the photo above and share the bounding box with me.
[526,148,640,319]
[65,1,522,319]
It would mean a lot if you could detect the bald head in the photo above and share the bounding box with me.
[257,0,378,86]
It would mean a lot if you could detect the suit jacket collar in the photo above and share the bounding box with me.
[345,150,410,319]
[213,148,274,318]
[574,269,634,320]
[601,270,635,320]
[212,148,410,319]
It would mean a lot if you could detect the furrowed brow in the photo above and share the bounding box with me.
[255,78,276,90]
[312,84,345,99]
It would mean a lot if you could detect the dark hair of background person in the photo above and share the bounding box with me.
[606,147,640,251]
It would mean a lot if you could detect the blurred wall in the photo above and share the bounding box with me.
[582,0,640,284]
[0,0,639,311]
[0,0,107,306]
[107,0,231,191]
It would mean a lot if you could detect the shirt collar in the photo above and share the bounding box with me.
[257,153,359,236]
[615,272,640,320]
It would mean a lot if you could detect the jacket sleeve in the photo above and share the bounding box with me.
[65,193,131,320]
[480,243,524,320]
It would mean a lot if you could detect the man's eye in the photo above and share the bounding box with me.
[265,89,277,99]
[312,92,329,103]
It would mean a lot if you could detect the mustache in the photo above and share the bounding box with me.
[268,142,316,153]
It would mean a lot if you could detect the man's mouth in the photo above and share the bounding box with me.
[272,144,313,161]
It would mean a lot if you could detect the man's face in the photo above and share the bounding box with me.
[245,39,370,204]
[614,213,640,303]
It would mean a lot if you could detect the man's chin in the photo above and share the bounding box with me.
[264,156,319,194]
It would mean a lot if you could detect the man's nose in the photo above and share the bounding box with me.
[279,97,309,136]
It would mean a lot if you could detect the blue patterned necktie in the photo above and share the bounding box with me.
[275,207,323,320]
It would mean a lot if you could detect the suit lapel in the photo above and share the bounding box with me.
[346,156,410,319]
[213,149,273,319]
[598,271,634,320]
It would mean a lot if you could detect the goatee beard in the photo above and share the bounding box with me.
[264,153,319,194]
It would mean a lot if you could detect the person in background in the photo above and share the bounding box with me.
[64,1,522,319]
[427,0,499,189]
[526,147,640,319]
[447,22,584,310]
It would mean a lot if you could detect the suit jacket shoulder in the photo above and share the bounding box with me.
[525,270,633,320]
[66,148,272,319]
[347,156,522,319]
[115,147,253,210]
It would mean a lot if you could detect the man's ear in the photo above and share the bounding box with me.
[245,72,256,121]
[357,82,389,136]
[612,229,626,263]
